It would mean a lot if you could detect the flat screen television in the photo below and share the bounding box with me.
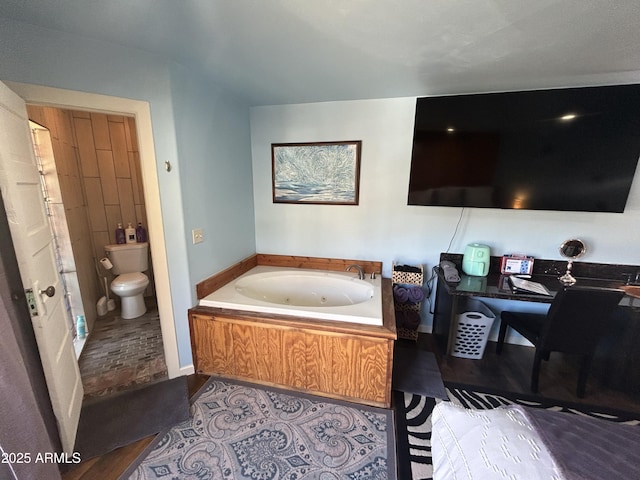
[407,84,640,212]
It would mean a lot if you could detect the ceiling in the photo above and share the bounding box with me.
[2,0,640,106]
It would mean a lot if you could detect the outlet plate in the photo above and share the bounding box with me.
[192,228,204,244]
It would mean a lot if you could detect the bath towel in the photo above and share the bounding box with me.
[393,285,409,303]
[394,285,424,304]
[395,309,421,329]
[407,286,424,303]
[394,264,422,274]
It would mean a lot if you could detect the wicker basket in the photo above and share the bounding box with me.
[392,264,424,286]
[397,327,419,341]
[393,263,424,341]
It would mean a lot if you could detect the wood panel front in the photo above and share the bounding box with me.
[189,312,393,407]
[331,335,388,402]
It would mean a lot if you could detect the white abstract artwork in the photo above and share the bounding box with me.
[272,141,361,204]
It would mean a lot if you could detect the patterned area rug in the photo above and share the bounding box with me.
[395,383,640,480]
[123,377,396,479]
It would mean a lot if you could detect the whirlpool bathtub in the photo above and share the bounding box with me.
[199,265,383,325]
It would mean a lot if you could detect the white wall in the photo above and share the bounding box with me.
[251,97,640,331]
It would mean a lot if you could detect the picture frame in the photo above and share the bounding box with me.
[271,141,362,205]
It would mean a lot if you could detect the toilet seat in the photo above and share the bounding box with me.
[112,272,148,288]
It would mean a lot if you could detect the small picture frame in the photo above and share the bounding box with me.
[271,141,361,205]
[500,254,535,275]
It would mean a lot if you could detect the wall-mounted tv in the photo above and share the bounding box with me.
[408,84,640,212]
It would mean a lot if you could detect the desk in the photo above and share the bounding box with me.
[433,253,640,394]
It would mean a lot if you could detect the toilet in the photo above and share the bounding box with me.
[104,242,150,319]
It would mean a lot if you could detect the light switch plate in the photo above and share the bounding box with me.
[192,228,204,244]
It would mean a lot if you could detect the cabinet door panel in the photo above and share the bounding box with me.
[231,322,259,380]
[252,325,276,384]
[332,336,388,403]
[191,315,233,375]
[282,330,307,389]
[266,328,285,385]
[356,340,388,402]
[306,333,333,393]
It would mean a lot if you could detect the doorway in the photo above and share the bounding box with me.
[27,106,168,397]
[6,81,181,381]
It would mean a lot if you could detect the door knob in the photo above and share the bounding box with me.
[39,285,56,297]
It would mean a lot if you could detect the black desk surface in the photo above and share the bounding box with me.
[438,253,638,307]
[439,272,626,302]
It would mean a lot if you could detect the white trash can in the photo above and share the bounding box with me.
[451,298,496,359]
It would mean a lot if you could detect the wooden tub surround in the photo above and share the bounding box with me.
[189,254,396,408]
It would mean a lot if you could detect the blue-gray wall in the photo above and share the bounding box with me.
[0,17,256,368]
[251,99,640,343]
[169,63,256,288]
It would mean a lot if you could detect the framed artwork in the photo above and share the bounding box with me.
[271,141,362,205]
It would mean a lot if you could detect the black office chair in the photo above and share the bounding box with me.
[496,286,624,398]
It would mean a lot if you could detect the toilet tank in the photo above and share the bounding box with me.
[104,243,149,274]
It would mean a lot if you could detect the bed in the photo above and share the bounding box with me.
[430,401,640,479]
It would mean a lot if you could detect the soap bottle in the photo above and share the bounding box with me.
[115,223,126,244]
[125,223,136,244]
[135,222,147,243]
[76,315,87,340]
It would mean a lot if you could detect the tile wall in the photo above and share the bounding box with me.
[26,106,154,333]
[71,111,147,258]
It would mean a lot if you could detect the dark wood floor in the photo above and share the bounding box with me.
[61,334,639,479]
[61,374,210,480]
[418,334,640,415]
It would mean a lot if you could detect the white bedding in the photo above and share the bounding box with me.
[431,402,567,480]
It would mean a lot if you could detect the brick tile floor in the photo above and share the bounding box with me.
[78,300,168,399]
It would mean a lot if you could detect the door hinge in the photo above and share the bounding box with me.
[25,288,38,317]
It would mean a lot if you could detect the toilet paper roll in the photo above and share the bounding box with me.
[100,257,113,270]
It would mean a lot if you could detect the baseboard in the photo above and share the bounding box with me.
[417,324,431,334]
[178,364,195,377]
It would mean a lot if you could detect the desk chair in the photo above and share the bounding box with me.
[496,286,624,398]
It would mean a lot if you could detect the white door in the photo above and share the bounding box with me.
[0,81,83,452]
